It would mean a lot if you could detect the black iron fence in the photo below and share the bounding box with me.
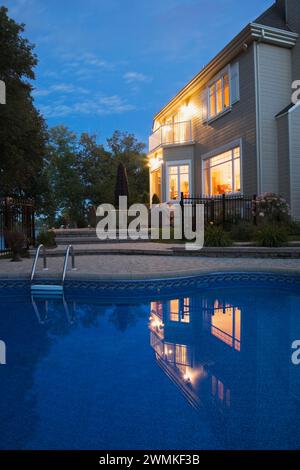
[180,193,257,227]
[0,197,35,255]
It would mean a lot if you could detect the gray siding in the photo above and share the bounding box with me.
[290,105,300,220]
[277,113,291,203]
[191,46,257,196]
[256,43,292,193]
[286,0,300,80]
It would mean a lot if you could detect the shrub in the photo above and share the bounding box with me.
[287,220,300,236]
[152,193,160,205]
[230,221,256,242]
[254,193,290,223]
[4,231,27,262]
[77,218,87,229]
[205,225,232,247]
[37,230,56,248]
[255,224,288,247]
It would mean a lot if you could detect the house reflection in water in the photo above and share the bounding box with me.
[149,295,237,413]
[149,289,300,449]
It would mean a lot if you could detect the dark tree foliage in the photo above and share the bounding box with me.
[45,127,148,226]
[115,162,129,207]
[0,7,48,207]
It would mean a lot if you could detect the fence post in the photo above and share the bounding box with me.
[180,192,184,239]
[211,199,215,225]
[253,194,257,226]
[222,193,226,227]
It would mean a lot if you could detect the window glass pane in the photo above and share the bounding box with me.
[151,168,161,201]
[209,84,216,117]
[180,172,189,197]
[223,74,230,108]
[169,166,178,175]
[210,150,232,168]
[169,173,178,200]
[204,160,210,195]
[175,344,189,366]
[233,147,240,159]
[211,160,233,195]
[170,299,179,322]
[216,79,223,114]
[180,165,189,175]
[234,157,241,192]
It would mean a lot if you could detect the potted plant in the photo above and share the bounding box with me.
[4,230,27,262]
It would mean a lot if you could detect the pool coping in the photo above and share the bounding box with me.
[0,265,300,282]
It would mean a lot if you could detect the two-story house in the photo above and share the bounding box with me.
[148,0,300,220]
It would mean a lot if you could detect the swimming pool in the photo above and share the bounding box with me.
[0,273,300,450]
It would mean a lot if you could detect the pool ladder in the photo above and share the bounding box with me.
[31,244,76,299]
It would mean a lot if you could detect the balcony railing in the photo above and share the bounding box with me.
[149,121,193,153]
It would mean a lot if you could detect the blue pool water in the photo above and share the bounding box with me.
[0,274,300,450]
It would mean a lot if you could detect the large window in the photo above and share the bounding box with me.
[204,146,241,195]
[209,71,230,119]
[167,164,190,200]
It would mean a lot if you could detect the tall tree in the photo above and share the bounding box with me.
[46,126,85,226]
[107,130,149,204]
[0,7,48,205]
[78,133,114,207]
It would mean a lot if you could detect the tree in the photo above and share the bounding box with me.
[0,7,48,206]
[107,130,149,204]
[44,127,149,226]
[46,126,85,227]
[78,133,114,207]
[115,162,129,207]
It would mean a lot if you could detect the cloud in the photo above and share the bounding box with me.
[38,95,136,118]
[33,83,90,97]
[123,71,151,84]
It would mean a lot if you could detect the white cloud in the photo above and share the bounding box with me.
[123,71,151,84]
[33,83,90,98]
[38,94,136,118]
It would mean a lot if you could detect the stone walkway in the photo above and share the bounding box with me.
[0,254,299,280]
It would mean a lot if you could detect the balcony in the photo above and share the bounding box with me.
[149,121,193,153]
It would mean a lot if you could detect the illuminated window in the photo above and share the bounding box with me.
[169,298,191,323]
[170,299,180,322]
[210,300,241,351]
[208,71,230,119]
[204,146,241,195]
[167,164,190,200]
[175,344,190,366]
[150,168,161,202]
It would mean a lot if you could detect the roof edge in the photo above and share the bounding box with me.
[154,23,298,122]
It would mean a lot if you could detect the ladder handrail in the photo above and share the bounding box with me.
[31,244,47,282]
[61,245,76,285]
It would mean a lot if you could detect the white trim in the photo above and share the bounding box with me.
[288,111,293,214]
[254,42,262,195]
[165,160,192,202]
[206,106,232,124]
[230,61,240,104]
[201,139,243,195]
[207,66,231,120]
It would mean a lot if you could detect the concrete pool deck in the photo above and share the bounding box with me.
[0,253,300,280]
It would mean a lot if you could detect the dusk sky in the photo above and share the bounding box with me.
[3,0,273,146]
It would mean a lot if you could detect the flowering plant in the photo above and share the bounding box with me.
[254,193,290,223]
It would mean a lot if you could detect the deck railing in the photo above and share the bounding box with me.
[149,121,193,153]
[0,197,35,255]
